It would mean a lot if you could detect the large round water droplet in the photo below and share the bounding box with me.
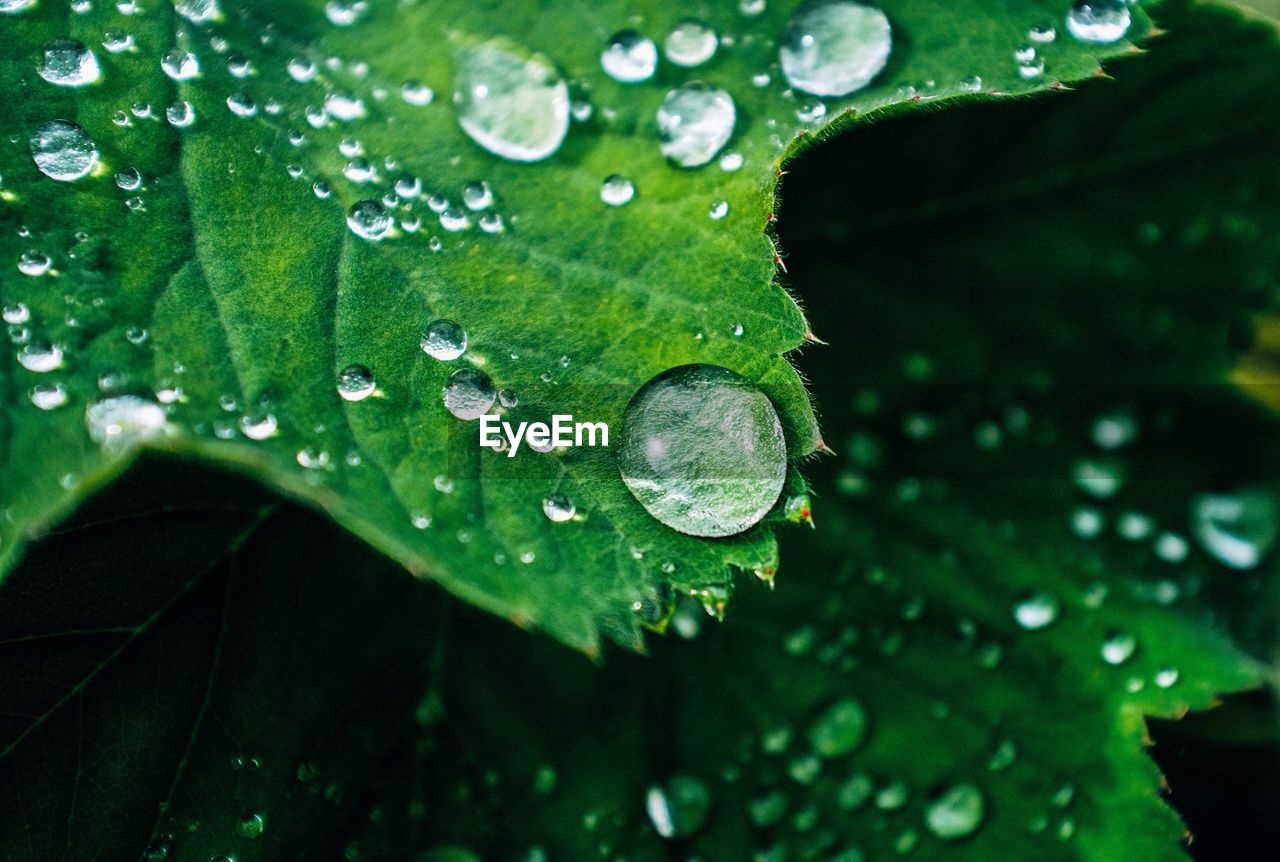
[31,120,98,181]
[665,20,718,67]
[542,493,576,522]
[657,82,736,169]
[924,783,986,840]
[453,38,569,162]
[780,0,892,97]
[1190,491,1278,570]
[443,368,496,420]
[601,30,658,83]
[645,776,710,840]
[39,39,101,87]
[421,319,467,360]
[1066,0,1130,44]
[618,364,786,537]
[337,364,376,401]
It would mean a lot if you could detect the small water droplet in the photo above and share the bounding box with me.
[1013,592,1059,630]
[1155,666,1179,688]
[174,0,220,24]
[401,79,433,105]
[337,364,376,401]
[619,364,786,537]
[346,200,391,240]
[86,395,167,451]
[1191,491,1277,570]
[30,382,68,410]
[1101,629,1137,665]
[657,82,736,168]
[236,813,265,839]
[665,20,717,68]
[462,180,494,211]
[421,319,467,360]
[601,30,658,83]
[780,0,892,97]
[645,776,710,840]
[443,368,496,420]
[453,38,569,162]
[542,492,576,522]
[808,698,868,757]
[162,49,200,80]
[31,120,98,182]
[600,174,635,206]
[924,784,985,840]
[167,101,197,127]
[1066,0,1131,44]
[708,199,729,220]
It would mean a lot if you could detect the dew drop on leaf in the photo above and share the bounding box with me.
[30,382,68,411]
[924,783,985,840]
[85,395,167,451]
[443,368,496,420]
[30,120,98,182]
[1190,490,1278,570]
[645,775,711,840]
[601,30,658,83]
[600,174,635,206]
[779,0,892,98]
[236,813,265,839]
[421,319,467,360]
[657,82,736,169]
[38,39,101,87]
[18,342,64,372]
[346,200,391,240]
[618,364,786,537]
[807,698,868,757]
[174,0,220,24]
[541,493,575,522]
[453,38,569,163]
[664,20,717,68]
[337,364,376,402]
[161,49,200,81]
[1012,591,1059,630]
[1101,629,1137,665]
[1066,0,1131,44]
[0,0,36,13]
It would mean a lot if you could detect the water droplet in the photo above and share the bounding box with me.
[0,0,37,13]
[18,251,52,276]
[227,91,258,117]
[875,780,909,811]
[601,30,658,83]
[619,364,786,537]
[836,773,874,811]
[401,79,433,105]
[17,342,63,372]
[542,493,576,522]
[1072,458,1123,498]
[645,776,710,840]
[665,20,717,68]
[421,319,467,360]
[162,49,200,80]
[1013,592,1059,630]
[708,199,729,220]
[324,89,365,121]
[1190,491,1277,570]
[1030,23,1057,43]
[167,101,197,127]
[780,0,892,97]
[657,82,736,168]
[808,698,868,757]
[443,368,496,420]
[236,813,265,839]
[462,180,494,211]
[240,412,278,440]
[115,167,143,191]
[86,395,167,451]
[924,784,985,840]
[1155,666,1179,688]
[453,38,569,162]
[1101,629,1137,665]
[31,120,98,182]
[719,150,744,171]
[337,364,376,401]
[30,382,68,410]
[987,738,1018,771]
[1154,531,1189,563]
[1066,0,1131,44]
[346,200,391,240]
[600,174,635,206]
[174,0,220,24]
[39,39,101,87]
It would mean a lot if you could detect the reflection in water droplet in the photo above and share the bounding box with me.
[31,120,98,181]
[646,775,711,840]
[30,382,68,410]
[18,342,63,372]
[162,49,200,80]
[443,368,496,420]
[1101,630,1137,665]
[924,784,985,840]
[601,30,658,83]
[1013,592,1059,630]
[453,38,569,162]
[780,0,892,97]
[39,39,101,87]
[1066,0,1131,44]
[618,364,786,537]
[421,319,467,360]
[657,82,736,168]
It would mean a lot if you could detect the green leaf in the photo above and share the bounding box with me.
[0,456,448,862]
[0,0,1150,649]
